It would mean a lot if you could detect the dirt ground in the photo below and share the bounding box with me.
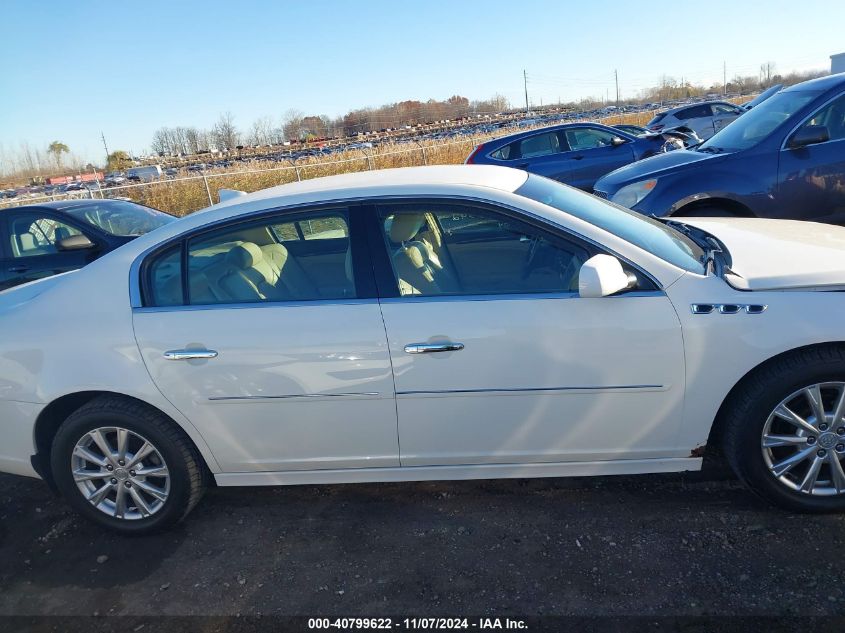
[2,464,844,630]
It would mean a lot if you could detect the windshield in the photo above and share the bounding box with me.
[63,200,176,236]
[516,174,705,274]
[699,90,820,152]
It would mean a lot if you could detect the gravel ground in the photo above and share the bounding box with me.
[1,465,845,627]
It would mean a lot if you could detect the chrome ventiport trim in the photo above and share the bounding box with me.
[691,303,768,315]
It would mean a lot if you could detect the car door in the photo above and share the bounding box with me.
[132,206,399,473]
[369,201,685,467]
[777,92,845,224]
[711,103,742,134]
[560,127,635,191]
[2,211,100,290]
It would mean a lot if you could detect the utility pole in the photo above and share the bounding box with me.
[723,61,727,95]
[523,69,529,114]
[101,132,110,165]
[614,69,620,107]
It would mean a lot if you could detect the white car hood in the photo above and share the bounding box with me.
[682,218,845,291]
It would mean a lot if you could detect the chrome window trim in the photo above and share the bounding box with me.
[379,290,663,305]
[129,192,665,309]
[133,297,379,314]
[779,90,845,151]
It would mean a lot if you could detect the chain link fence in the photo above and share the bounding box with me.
[0,108,667,217]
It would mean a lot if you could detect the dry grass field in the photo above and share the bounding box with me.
[2,103,746,218]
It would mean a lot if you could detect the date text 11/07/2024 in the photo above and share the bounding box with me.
[307,618,529,630]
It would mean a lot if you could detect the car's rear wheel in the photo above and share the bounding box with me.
[51,395,207,534]
[723,347,845,512]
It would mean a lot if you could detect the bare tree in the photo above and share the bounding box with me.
[212,112,240,151]
[282,109,305,141]
[248,116,275,146]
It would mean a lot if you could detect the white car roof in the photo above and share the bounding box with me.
[212,165,528,209]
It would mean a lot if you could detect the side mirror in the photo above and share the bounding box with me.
[578,254,637,298]
[788,125,829,149]
[57,234,95,251]
[610,136,627,147]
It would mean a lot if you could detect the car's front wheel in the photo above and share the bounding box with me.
[724,347,845,512]
[51,395,207,534]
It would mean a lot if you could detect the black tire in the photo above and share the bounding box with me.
[723,346,845,513]
[51,395,208,534]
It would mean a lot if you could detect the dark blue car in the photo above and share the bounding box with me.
[594,73,845,224]
[466,122,664,191]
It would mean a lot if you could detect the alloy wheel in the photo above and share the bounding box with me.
[762,382,845,496]
[71,426,171,519]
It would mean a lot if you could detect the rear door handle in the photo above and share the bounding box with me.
[163,349,218,361]
[571,155,584,160]
[404,342,465,354]
[515,163,529,170]
[8,266,28,273]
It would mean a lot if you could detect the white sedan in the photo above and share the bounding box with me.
[2,165,845,533]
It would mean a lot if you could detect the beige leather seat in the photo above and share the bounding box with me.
[388,214,458,295]
[206,242,317,302]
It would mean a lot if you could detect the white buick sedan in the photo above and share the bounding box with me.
[3,165,845,533]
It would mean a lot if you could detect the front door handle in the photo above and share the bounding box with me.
[404,342,465,354]
[163,349,218,361]
[8,266,28,273]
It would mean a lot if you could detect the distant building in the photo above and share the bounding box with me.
[832,52,845,74]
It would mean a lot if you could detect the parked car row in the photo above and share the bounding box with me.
[595,73,845,224]
[468,73,845,227]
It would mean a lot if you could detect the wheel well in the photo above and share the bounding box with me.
[672,198,755,218]
[33,391,211,488]
[707,342,845,453]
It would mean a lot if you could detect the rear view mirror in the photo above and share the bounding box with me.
[788,125,829,149]
[578,254,637,298]
[57,235,95,251]
[610,136,627,147]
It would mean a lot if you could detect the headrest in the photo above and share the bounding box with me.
[227,242,263,269]
[389,213,426,243]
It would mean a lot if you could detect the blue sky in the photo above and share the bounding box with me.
[1,0,842,164]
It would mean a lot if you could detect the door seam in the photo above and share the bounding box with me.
[376,297,403,467]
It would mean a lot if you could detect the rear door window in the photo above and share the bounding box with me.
[676,104,712,120]
[517,132,561,158]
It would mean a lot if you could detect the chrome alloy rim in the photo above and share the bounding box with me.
[71,427,170,519]
[762,383,845,496]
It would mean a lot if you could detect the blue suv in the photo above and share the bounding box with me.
[594,73,845,224]
[466,122,665,191]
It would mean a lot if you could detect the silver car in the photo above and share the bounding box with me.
[646,100,744,140]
